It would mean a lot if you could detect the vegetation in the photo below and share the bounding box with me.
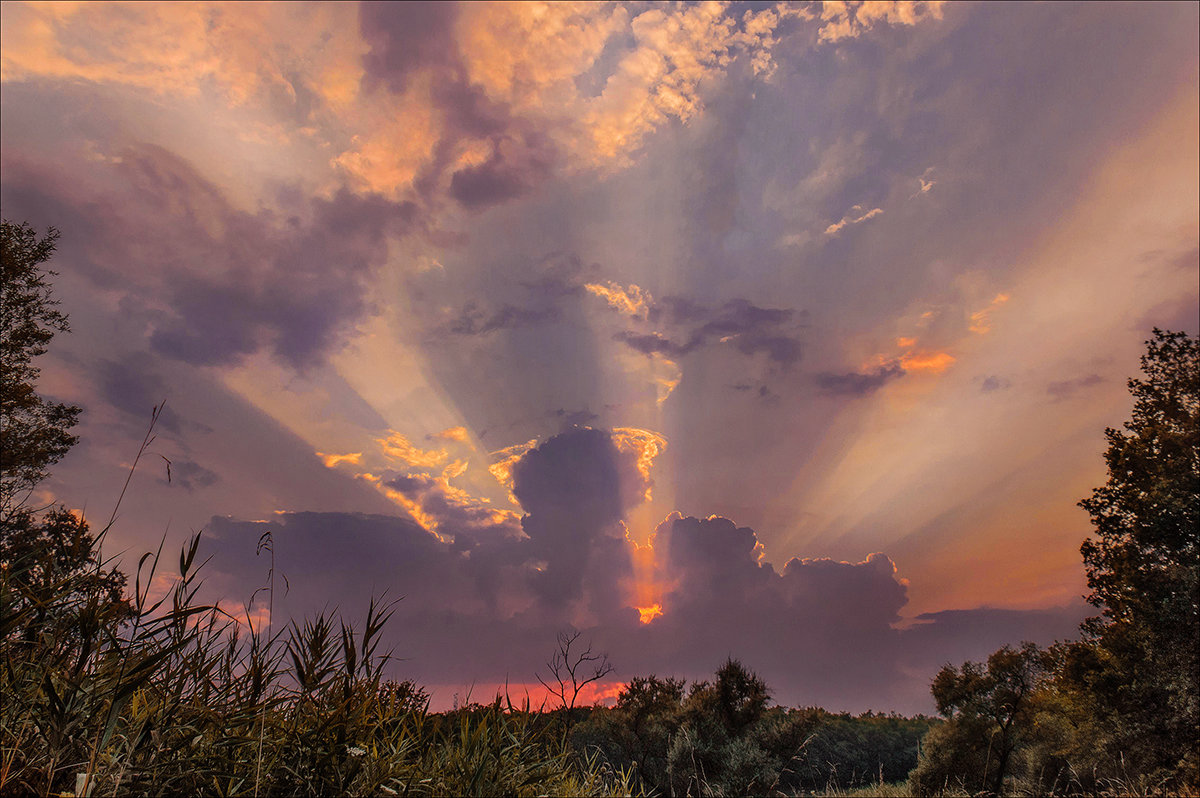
[911,328,1199,797]
[2,219,1196,796]
[0,221,80,521]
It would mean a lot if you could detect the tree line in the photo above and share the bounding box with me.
[2,220,1196,795]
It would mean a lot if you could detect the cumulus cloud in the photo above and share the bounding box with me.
[199,427,1085,712]
[2,144,417,371]
[818,1,946,44]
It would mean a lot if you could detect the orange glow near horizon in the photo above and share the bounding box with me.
[431,679,628,712]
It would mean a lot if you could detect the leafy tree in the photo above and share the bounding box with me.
[1,221,80,518]
[1073,328,1199,782]
[912,643,1047,796]
[668,659,777,796]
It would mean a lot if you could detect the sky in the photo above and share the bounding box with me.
[2,1,1197,714]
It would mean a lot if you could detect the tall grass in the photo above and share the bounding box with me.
[1,524,640,797]
[0,414,637,796]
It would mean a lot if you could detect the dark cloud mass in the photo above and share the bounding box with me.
[2,145,417,371]
[201,427,1086,712]
[816,363,906,396]
[614,297,804,365]
[446,301,560,336]
[360,1,460,95]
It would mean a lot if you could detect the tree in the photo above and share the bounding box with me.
[1,219,129,648]
[912,643,1047,796]
[536,629,614,723]
[1074,328,1199,781]
[669,659,777,796]
[1,221,80,518]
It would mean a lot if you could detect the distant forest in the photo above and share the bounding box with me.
[3,219,1197,796]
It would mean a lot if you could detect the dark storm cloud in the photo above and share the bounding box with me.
[2,145,417,371]
[198,428,1083,712]
[513,427,636,611]
[815,363,906,396]
[1046,374,1104,401]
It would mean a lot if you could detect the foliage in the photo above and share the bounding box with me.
[911,329,1200,796]
[0,220,80,518]
[911,643,1048,796]
[0,521,638,797]
[1075,328,1199,784]
[570,663,933,797]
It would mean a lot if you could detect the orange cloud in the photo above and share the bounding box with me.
[378,431,448,468]
[969,292,1011,334]
[818,1,946,43]
[434,426,470,442]
[584,280,652,317]
[651,355,682,406]
[899,350,956,373]
[637,604,663,624]
[611,426,668,500]
[488,438,539,500]
[316,451,362,468]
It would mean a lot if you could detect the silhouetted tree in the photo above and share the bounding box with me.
[1073,328,1199,783]
[1,221,80,519]
[537,629,613,732]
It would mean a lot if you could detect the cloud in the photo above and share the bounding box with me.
[444,301,560,336]
[818,1,946,44]
[360,2,460,95]
[824,205,884,236]
[159,458,219,492]
[194,427,1084,712]
[95,354,184,433]
[3,144,418,371]
[585,281,652,318]
[816,363,906,396]
[606,296,804,366]
[1046,373,1104,401]
[980,375,1011,392]
[433,426,470,442]
[378,431,448,469]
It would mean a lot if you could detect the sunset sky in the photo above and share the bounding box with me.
[2,1,1197,713]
